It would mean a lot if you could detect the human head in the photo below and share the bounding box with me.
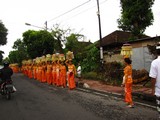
[68,59,72,64]
[124,58,132,65]
[156,42,160,55]
[3,61,9,67]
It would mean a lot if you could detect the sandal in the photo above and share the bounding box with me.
[126,105,134,108]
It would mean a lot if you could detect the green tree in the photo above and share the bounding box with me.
[22,30,55,58]
[118,0,155,38]
[0,20,8,62]
[81,43,100,72]
[0,20,8,45]
[9,39,29,66]
[65,33,84,54]
[8,50,20,64]
[51,24,71,53]
[0,50,4,63]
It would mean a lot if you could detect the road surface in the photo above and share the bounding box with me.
[0,73,159,120]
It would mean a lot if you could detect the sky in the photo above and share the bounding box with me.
[0,0,160,58]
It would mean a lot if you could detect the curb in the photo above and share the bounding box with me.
[76,82,157,110]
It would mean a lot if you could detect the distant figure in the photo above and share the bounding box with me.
[0,61,13,89]
[149,42,160,117]
[77,63,81,81]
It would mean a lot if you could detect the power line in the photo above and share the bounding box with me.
[48,0,91,22]
[61,0,107,23]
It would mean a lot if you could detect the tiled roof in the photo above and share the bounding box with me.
[100,30,150,47]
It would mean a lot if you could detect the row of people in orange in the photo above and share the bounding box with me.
[21,59,77,90]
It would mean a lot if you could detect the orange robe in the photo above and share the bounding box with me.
[28,65,33,79]
[38,66,43,82]
[56,64,60,86]
[60,65,67,87]
[42,65,46,83]
[46,64,52,85]
[33,65,37,80]
[52,64,57,85]
[124,65,133,105]
[67,64,76,89]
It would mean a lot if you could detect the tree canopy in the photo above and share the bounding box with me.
[22,30,55,58]
[118,0,155,38]
[0,20,8,45]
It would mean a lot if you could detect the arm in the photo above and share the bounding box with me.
[151,78,156,96]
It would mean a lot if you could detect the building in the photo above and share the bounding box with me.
[100,30,160,71]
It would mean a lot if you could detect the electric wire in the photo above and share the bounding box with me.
[61,0,107,23]
[48,0,91,22]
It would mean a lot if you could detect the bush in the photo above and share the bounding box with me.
[132,69,149,84]
[82,61,124,85]
[82,72,99,80]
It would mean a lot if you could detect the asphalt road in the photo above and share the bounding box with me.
[0,73,159,120]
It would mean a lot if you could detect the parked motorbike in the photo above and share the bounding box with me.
[0,80,14,100]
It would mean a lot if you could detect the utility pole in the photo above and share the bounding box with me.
[96,0,103,64]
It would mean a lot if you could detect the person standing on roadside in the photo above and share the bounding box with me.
[77,63,82,81]
[149,42,160,117]
[121,57,134,108]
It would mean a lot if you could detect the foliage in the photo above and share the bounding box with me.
[101,61,123,85]
[0,50,4,63]
[22,30,55,58]
[0,20,8,45]
[81,43,100,72]
[0,20,8,62]
[132,69,149,84]
[82,72,99,80]
[51,24,71,53]
[65,33,83,54]
[8,39,29,66]
[118,0,155,38]
[8,51,20,64]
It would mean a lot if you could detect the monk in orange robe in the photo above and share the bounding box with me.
[67,60,76,90]
[59,61,67,88]
[122,57,134,108]
[46,61,52,85]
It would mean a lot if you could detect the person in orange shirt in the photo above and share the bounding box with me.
[59,60,67,88]
[46,61,52,85]
[121,57,134,108]
[67,59,76,90]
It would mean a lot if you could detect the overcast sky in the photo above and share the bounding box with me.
[0,0,160,58]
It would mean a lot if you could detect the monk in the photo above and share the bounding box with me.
[67,59,76,90]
